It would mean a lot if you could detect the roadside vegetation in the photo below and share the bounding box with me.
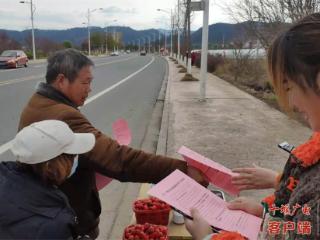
[172,0,319,127]
[0,30,122,59]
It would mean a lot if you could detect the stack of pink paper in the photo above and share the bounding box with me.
[178,146,239,196]
[148,170,261,240]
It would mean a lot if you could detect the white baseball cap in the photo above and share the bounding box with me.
[10,120,96,164]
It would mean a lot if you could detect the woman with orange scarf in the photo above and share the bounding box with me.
[185,13,320,240]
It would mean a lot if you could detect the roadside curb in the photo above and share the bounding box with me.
[156,57,170,156]
[139,56,169,154]
[28,59,47,64]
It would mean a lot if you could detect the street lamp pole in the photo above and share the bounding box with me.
[157,8,173,56]
[20,0,36,60]
[86,8,103,56]
[87,9,91,56]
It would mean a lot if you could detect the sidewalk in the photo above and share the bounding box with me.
[161,57,312,201]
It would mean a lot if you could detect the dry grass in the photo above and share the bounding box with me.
[179,68,187,73]
[215,58,269,91]
[214,58,309,127]
[180,73,199,81]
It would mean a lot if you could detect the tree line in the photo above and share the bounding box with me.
[0,30,123,58]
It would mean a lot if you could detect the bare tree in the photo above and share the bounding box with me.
[37,37,62,56]
[224,0,320,49]
[283,0,320,21]
[0,32,21,53]
[185,0,192,62]
[172,0,186,55]
[178,0,193,61]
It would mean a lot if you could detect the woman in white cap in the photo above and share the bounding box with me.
[0,120,95,239]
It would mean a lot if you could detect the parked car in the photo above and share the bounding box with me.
[0,50,28,68]
[140,50,146,56]
[126,50,131,54]
[110,51,119,56]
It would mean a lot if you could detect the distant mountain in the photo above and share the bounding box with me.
[191,23,234,46]
[0,26,166,46]
[0,23,250,48]
[191,22,251,48]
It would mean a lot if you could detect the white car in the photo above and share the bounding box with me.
[140,50,146,56]
[110,51,119,56]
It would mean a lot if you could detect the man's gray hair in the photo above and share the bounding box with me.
[45,49,94,84]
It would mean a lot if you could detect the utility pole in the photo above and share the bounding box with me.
[84,8,103,56]
[116,31,119,52]
[113,27,116,52]
[164,32,167,54]
[87,9,91,56]
[171,10,173,57]
[158,31,161,54]
[200,0,209,101]
[177,0,181,61]
[30,0,36,60]
[157,8,174,56]
[20,0,36,60]
[189,0,209,100]
[186,0,192,74]
[105,26,108,54]
[153,33,156,53]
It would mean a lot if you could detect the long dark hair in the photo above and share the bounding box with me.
[268,13,320,110]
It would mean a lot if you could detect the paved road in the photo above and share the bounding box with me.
[0,53,168,239]
[0,53,167,161]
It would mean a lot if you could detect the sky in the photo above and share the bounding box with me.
[0,0,235,32]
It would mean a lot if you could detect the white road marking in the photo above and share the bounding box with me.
[32,65,45,68]
[0,74,44,86]
[85,56,154,105]
[0,56,136,87]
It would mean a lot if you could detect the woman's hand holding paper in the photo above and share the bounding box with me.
[185,208,212,240]
[231,164,278,190]
[227,197,263,217]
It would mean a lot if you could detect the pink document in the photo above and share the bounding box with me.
[148,170,261,240]
[178,146,239,196]
[96,118,132,191]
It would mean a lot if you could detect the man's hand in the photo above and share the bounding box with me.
[187,166,209,187]
[185,209,212,240]
[231,164,278,190]
[227,197,263,217]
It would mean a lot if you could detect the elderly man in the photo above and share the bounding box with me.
[19,49,205,238]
